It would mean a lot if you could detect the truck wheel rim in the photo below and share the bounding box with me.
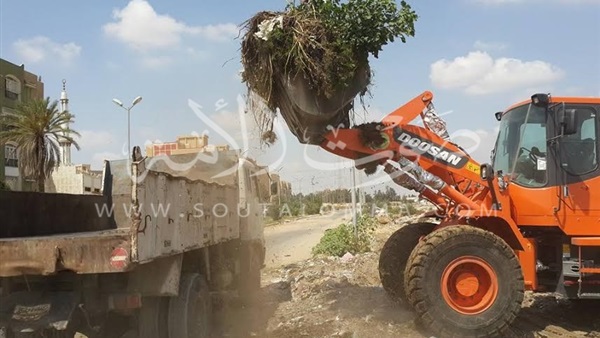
[441,256,498,315]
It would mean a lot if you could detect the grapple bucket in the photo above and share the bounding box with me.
[275,66,370,145]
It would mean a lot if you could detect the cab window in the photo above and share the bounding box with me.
[560,108,597,176]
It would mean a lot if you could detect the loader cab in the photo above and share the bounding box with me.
[491,94,600,188]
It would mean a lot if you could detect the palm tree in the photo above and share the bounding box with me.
[0,97,80,192]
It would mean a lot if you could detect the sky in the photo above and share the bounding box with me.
[1,0,599,194]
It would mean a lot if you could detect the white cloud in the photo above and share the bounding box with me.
[13,36,81,64]
[77,130,116,149]
[102,0,238,52]
[430,51,565,95]
[473,40,507,52]
[193,23,240,41]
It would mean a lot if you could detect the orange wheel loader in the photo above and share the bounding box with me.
[300,90,600,337]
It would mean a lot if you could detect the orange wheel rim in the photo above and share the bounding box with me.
[441,256,498,315]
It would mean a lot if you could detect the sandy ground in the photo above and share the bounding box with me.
[263,210,348,268]
[214,214,600,338]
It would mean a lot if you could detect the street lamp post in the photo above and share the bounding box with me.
[112,96,142,161]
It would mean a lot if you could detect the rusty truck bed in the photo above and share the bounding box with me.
[0,152,265,278]
[0,228,131,277]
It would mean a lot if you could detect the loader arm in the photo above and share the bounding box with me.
[319,90,491,215]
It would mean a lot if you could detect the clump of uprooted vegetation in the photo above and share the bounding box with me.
[312,214,378,257]
[240,0,418,144]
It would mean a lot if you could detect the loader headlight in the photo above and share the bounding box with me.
[531,93,550,108]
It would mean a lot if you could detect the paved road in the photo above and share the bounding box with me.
[263,210,349,268]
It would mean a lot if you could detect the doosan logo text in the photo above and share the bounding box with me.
[395,132,464,167]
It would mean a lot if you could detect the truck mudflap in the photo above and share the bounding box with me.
[0,291,79,334]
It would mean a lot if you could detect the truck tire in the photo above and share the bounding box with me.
[168,273,212,338]
[378,222,436,304]
[404,225,524,338]
[137,297,168,338]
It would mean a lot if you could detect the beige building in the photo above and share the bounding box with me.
[45,164,103,195]
[145,134,231,157]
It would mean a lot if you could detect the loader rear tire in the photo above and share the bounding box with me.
[378,222,436,304]
[404,225,524,338]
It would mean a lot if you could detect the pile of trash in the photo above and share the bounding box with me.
[239,0,418,145]
[254,232,429,338]
[272,252,380,301]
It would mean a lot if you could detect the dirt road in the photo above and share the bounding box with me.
[264,210,348,268]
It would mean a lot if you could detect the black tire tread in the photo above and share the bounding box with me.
[378,222,436,304]
[404,225,524,338]
[168,273,212,338]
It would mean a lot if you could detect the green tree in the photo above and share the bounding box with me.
[0,97,80,192]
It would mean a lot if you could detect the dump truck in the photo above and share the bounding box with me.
[277,89,600,337]
[0,148,269,338]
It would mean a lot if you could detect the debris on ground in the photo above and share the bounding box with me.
[215,215,600,338]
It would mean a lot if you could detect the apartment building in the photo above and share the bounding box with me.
[0,58,44,191]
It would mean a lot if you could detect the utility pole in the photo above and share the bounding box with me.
[351,167,358,237]
[112,96,143,162]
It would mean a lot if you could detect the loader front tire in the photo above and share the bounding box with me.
[378,222,436,304]
[404,225,524,338]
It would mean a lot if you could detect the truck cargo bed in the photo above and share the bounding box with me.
[0,152,265,277]
[0,190,116,239]
[0,228,130,277]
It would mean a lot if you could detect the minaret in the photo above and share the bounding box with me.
[59,79,72,166]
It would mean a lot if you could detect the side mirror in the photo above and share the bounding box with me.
[557,104,577,135]
[480,163,494,180]
[495,112,502,121]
